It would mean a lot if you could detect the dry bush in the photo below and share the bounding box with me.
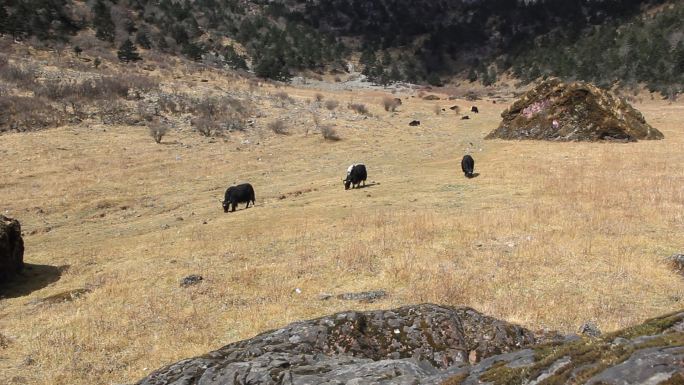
[0,95,63,132]
[148,121,169,144]
[321,125,340,141]
[433,104,442,115]
[268,119,289,135]
[334,76,342,82]
[35,75,158,102]
[348,103,370,115]
[96,100,133,125]
[382,96,401,112]
[192,117,218,137]
[0,60,38,89]
[189,96,249,136]
[273,91,294,107]
[324,99,339,111]
[315,93,324,102]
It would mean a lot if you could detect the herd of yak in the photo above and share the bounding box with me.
[220,104,482,212]
[221,157,476,212]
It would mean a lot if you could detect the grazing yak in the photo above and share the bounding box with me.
[344,164,367,190]
[461,155,475,178]
[409,120,421,126]
[471,106,479,113]
[222,183,255,212]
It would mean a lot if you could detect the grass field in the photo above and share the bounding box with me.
[1,71,683,384]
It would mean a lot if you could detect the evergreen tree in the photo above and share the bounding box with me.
[223,45,248,70]
[467,67,478,82]
[117,39,142,63]
[135,29,152,49]
[389,64,402,82]
[426,73,442,87]
[93,0,115,42]
[181,42,204,61]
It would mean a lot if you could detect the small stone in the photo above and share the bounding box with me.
[578,321,601,337]
[336,290,387,302]
[180,275,203,288]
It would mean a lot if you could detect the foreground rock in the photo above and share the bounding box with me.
[137,304,537,385]
[486,78,663,142]
[443,309,684,384]
[0,215,24,283]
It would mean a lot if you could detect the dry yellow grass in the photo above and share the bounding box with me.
[1,64,684,384]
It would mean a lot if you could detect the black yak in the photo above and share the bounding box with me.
[461,155,475,178]
[344,164,367,190]
[223,183,255,212]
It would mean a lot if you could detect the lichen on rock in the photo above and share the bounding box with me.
[485,78,664,142]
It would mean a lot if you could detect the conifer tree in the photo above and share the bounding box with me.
[117,39,142,63]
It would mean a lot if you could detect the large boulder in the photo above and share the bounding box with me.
[443,309,684,384]
[137,304,539,385]
[0,215,24,283]
[485,78,663,142]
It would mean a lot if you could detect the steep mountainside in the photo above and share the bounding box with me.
[0,0,682,92]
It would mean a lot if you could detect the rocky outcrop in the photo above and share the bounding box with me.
[137,304,538,385]
[137,304,684,385]
[0,215,24,283]
[443,309,684,384]
[485,78,663,142]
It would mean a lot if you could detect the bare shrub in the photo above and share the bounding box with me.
[315,93,324,102]
[0,61,38,89]
[192,117,218,137]
[96,100,132,125]
[324,99,339,111]
[148,121,169,143]
[35,75,158,102]
[0,95,63,132]
[348,103,370,115]
[189,96,249,136]
[382,96,401,112]
[273,91,294,107]
[268,119,288,135]
[334,76,341,82]
[321,125,340,141]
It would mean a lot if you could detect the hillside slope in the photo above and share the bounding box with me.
[1,0,682,93]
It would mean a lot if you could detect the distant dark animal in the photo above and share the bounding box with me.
[461,116,470,120]
[471,106,479,113]
[222,183,255,212]
[344,164,367,190]
[409,120,420,126]
[461,155,475,178]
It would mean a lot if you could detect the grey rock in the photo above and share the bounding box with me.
[336,290,387,302]
[0,215,24,283]
[667,253,684,275]
[448,310,684,385]
[578,321,601,337]
[137,304,536,385]
[180,275,203,288]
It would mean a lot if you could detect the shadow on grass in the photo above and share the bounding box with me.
[0,264,67,299]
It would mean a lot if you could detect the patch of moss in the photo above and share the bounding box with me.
[466,310,684,384]
[610,311,684,340]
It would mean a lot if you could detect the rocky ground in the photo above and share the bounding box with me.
[137,304,683,385]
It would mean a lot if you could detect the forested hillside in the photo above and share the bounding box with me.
[0,0,682,93]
